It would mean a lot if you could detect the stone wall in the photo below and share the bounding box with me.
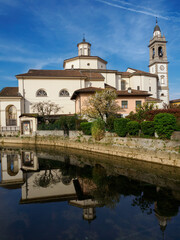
[0,133,179,168]
[35,130,64,137]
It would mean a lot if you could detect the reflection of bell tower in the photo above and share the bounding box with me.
[83,207,96,222]
[148,18,169,107]
[154,202,171,240]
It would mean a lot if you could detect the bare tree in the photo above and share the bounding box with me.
[32,101,62,117]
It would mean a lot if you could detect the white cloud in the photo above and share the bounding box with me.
[0,55,64,69]
[96,0,169,20]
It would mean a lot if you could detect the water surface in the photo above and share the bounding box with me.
[0,146,180,240]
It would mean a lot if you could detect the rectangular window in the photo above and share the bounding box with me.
[122,101,128,109]
[137,86,140,90]
[149,86,151,91]
[136,101,142,108]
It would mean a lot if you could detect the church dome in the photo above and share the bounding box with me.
[153,18,161,37]
[154,24,161,33]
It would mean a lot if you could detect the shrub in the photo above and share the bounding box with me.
[91,119,105,141]
[146,109,180,121]
[114,118,130,137]
[56,116,77,130]
[127,121,140,136]
[141,121,155,136]
[76,119,87,130]
[175,120,180,131]
[154,113,176,139]
[80,122,92,135]
[106,115,116,132]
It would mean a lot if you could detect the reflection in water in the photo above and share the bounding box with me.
[0,147,180,239]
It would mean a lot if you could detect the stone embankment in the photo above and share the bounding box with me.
[0,131,179,168]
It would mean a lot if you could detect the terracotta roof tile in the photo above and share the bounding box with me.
[0,87,21,97]
[71,87,151,100]
[117,89,151,96]
[71,87,103,100]
[119,68,158,78]
[145,96,162,102]
[81,71,104,80]
[16,69,104,80]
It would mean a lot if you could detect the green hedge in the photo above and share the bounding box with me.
[80,122,92,135]
[175,120,180,131]
[37,115,86,131]
[154,113,176,139]
[91,119,105,141]
[114,118,130,137]
[106,115,115,132]
[127,121,140,136]
[141,121,155,136]
[55,115,77,130]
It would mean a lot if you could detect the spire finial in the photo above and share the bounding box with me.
[83,33,85,42]
[156,17,158,24]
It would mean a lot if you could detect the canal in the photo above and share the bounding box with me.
[0,145,180,240]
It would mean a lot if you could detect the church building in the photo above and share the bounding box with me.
[0,20,169,131]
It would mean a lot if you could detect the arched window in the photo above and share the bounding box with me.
[36,89,47,97]
[121,80,126,90]
[59,89,69,97]
[158,46,163,57]
[6,105,17,126]
[152,48,155,59]
[161,93,165,97]
[7,154,19,176]
[161,75,165,84]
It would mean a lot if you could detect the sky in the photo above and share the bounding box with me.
[0,0,179,100]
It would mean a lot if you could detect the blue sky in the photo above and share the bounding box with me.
[0,0,179,100]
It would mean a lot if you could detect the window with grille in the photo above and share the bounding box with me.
[59,89,69,97]
[36,89,47,97]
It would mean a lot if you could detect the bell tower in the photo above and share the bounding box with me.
[148,19,169,107]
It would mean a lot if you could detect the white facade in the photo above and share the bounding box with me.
[0,97,22,129]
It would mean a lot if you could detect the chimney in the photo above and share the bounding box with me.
[128,87,132,93]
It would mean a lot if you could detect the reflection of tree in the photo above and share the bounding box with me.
[33,169,61,188]
[156,189,179,217]
[91,165,120,208]
[132,196,153,215]
[132,186,157,215]
[33,157,180,219]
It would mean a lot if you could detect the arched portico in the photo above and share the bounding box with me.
[6,105,17,126]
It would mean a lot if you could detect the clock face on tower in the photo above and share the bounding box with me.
[160,65,165,71]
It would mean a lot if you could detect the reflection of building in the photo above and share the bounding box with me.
[21,151,39,171]
[69,199,97,223]
[154,202,172,239]
[20,170,77,204]
[0,152,24,187]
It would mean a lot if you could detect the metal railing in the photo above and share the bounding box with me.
[1,126,20,132]
[6,119,17,126]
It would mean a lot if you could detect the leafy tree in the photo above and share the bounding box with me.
[154,113,176,139]
[91,119,105,140]
[82,89,120,123]
[127,102,157,123]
